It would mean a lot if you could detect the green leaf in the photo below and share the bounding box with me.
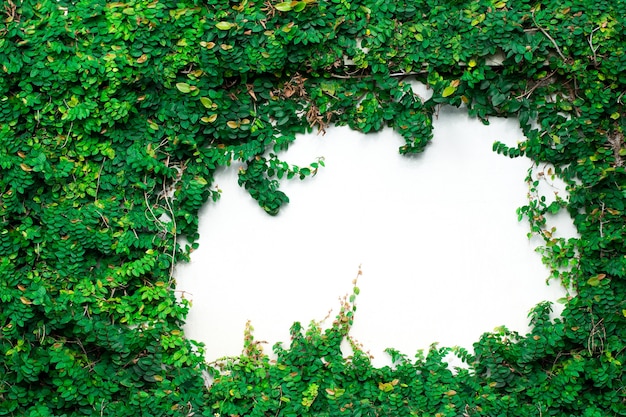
[176,83,191,93]
[293,1,307,12]
[275,2,293,11]
[587,274,606,286]
[201,114,218,123]
[216,21,236,30]
[200,97,213,108]
[442,86,456,97]
[492,93,507,106]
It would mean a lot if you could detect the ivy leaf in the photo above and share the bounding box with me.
[378,382,394,392]
[293,1,307,12]
[200,97,214,109]
[201,114,218,123]
[492,93,507,106]
[216,21,236,30]
[176,83,191,93]
[442,85,457,98]
[587,273,606,286]
[275,2,293,11]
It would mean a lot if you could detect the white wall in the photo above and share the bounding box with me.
[174,105,577,367]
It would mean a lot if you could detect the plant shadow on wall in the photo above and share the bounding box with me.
[0,0,624,416]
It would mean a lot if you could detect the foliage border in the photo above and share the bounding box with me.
[0,0,624,416]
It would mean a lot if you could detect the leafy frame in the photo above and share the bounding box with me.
[0,0,624,416]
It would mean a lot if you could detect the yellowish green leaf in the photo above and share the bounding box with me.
[275,2,293,11]
[176,82,191,93]
[216,21,235,30]
[293,1,306,12]
[200,97,213,108]
[378,382,394,392]
[202,114,218,123]
[442,85,457,97]
[587,273,606,286]
[471,14,485,26]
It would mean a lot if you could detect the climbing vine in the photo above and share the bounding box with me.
[0,0,624,416]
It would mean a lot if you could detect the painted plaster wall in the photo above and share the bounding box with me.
[174,105,577,367]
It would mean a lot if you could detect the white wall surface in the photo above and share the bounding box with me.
[174,105,577,367]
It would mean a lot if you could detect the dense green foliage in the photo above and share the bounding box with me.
[1,0,625,415]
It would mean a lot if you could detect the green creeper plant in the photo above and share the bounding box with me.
[0,0,624,415]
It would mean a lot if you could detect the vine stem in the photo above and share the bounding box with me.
[587,26,601,65]
[531,11,567,62]
[94,158,106,202]
[329,73,367,79]
[163,186,177,281]
[389,71,427,77]
[329,70,427,79]
[515,69,558,100]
